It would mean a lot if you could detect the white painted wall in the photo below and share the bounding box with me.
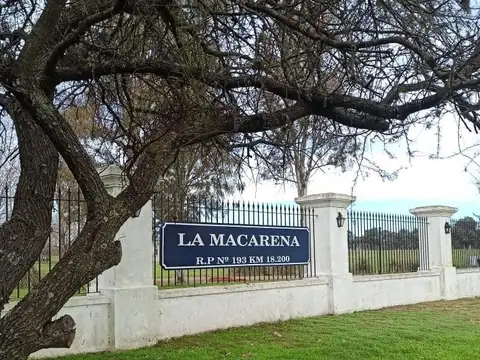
[456,269,480,298]
[352,272,442,311]
[30,296,110,358]
[157,279,330,339]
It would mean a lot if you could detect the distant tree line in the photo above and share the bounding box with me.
[347,216,480,251]
[451,217,480,249]
[348,228,419,251]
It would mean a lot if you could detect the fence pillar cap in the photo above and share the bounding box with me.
[295,192,355,209]
[409,205,458,218]
[97,165,125,189]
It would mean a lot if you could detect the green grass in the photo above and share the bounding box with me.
[349,249,420,274]
[349,249,480,275]
[452,249,480,268]
[9,257,88,301]
[51,298,480,360]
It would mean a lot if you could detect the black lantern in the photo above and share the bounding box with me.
[444,222,452,234]
[336,212,346,228]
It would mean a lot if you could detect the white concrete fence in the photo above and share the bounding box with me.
[3,166,480,358]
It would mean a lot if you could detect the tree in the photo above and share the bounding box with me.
[0,1,478,358]
[229,17,367,197]
[249,116,367,197]
[451,217,480,249]
[153,143,244,223]
[153,142,244,283]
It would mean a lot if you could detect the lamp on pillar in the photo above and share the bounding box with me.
[444,222,452,234]
[336,212,346,228]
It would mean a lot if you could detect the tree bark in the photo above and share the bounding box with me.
[0,101,59,312]
[0,209,125,360]
[0,0,68,313]
[0,87,152,359]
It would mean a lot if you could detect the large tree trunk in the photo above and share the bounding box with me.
[0,83,160,360]
[0,213,124,360]
[0,101,59,312]
[0,0,67,315]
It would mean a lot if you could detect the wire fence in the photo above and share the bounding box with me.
[2,186,99,301]
[152,195,316,288]
[347,210,429,275]
[451,217,480,268]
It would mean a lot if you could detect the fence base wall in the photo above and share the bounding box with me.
[2,270,480,358]
[101,285,160,351]
[456,269,480,298]
[23,296,110,358]
[157,278,330,340]
[352,272,442,311]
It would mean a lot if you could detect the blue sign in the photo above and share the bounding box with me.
[161,222,310,269]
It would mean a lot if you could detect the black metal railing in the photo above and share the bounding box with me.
[1,186,99,301]
[347,210,429,275]
[152,195,316,288]
[451,217,480,268]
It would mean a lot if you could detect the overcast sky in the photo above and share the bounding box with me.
[232,113,480,218]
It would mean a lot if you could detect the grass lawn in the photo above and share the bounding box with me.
[52,299,480,360]
[348,249,421,274]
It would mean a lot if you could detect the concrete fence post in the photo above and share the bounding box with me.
[410,205,458,300]
[295,193,356,314]
[96,165,159,350]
